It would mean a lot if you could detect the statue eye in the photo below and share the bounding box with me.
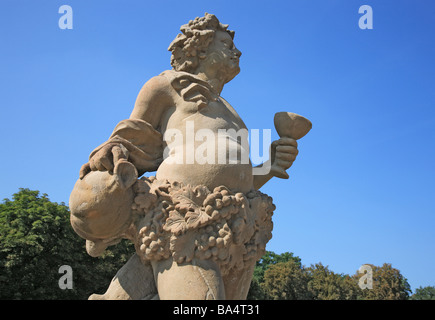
[221,40,231,47]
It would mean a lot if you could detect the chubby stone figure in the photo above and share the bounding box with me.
[69,13,309,300]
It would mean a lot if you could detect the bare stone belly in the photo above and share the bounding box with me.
[156,161,253,194]
[159,131,253,193]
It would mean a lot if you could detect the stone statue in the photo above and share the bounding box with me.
[69,13,311,300]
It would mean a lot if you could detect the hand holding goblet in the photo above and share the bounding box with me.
[270,112,312,179]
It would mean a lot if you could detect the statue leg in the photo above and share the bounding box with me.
[223,262,256,300]
[89,253,158,300]
[151,257,225,300]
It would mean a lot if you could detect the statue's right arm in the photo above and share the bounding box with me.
[129,74,174,128]
[80,75,174,179]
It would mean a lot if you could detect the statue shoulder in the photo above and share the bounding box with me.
[138,69,203,99]
[159,69,211,91]
[131,72,175,122]
[142,72,173,94]
[158,69,216,110]
[159,69,191,84]
[134,71,177,106]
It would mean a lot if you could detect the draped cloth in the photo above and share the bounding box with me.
[89,119,164,176]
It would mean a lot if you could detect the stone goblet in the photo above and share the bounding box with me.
[271,112,312,179]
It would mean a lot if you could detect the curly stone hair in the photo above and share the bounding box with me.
[168,13,235,73]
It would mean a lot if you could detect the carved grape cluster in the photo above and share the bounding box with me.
[130,176,275,275]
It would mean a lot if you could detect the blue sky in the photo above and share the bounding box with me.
[1,0,434,292]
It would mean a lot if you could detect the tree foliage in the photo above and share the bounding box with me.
[247,251,301,299]
[249,254,414,300]
[0,188,135,300]
[262,260,311,300]
[352,263,411,300]
[410,286,435,300]
[306,263,359,300]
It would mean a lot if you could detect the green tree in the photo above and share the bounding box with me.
[353,263,411,300]
[247,251,301,300]
[261,259,311,300]
[0,188,135,299]
[410,286,435,300]
[306,263,359,300]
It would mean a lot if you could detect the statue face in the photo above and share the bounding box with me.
[202,30,242,83]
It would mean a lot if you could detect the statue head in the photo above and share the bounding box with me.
[168,13,241,81]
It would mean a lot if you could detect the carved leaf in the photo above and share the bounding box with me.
[163,210,187,235]
[185,208,212,230]
[170,233,196,263]
[173,198,195,217]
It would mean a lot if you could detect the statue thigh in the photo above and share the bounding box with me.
[222,262,256,300]
[151,257,226,300]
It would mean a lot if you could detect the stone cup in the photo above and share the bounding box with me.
[271,112,312,179]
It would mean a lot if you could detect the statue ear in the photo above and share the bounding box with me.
[114,160,138,189]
